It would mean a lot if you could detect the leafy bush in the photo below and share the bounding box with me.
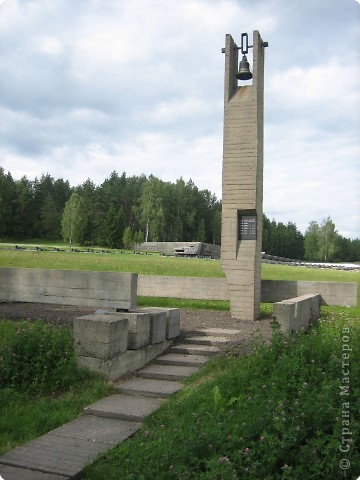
[0,319,80,394]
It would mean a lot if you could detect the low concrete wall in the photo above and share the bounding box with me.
[0,268,356,309]
[138,275,357,307]
[273,294,321,335]
[138,275,228,301]
[261,280,357,307]
[0,268,137,310]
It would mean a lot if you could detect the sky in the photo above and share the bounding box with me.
[0,0,359,239]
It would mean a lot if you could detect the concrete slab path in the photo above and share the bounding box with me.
[0,328,238,480]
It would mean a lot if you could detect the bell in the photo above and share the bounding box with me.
[236,54,252,81]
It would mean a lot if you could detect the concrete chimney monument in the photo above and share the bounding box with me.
[221,31,267,320]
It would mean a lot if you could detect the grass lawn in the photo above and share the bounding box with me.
[0,248,226,278]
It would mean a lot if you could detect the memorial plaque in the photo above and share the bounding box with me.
[238,213,257,240]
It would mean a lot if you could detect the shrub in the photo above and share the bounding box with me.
[0,319,80,394]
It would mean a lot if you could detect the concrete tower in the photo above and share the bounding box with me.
[221,31,267,320]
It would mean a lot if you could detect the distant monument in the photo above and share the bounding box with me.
[221,31,268,320]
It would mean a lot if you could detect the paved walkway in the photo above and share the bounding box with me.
[0,328,240,480]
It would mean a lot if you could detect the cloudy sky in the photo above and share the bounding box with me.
[0,0,359,238]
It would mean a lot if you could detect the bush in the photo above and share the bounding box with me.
[0,319,80,394]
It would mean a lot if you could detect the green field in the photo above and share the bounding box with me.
[0,246,359,310]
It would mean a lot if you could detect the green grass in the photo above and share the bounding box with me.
[0,248,226,278]
[0,379,112,455]
[0,318,113,455]
[83,311,360,480]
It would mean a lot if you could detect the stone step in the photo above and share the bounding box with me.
[138,364,199,381]
[194,328,241,337]
[170,343,220,356]
[185,335,232,346]
[0,464,67,480]
[84,394,164,422]
[114,377,183,398]
[155,352,209,367]
[0,432,113,479]
[0,415,141,479]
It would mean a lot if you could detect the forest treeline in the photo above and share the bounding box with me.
[0,167,359,261]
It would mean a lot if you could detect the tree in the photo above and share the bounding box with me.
[304,216,339,262]
[319,216,338,262]
[97,205,125,248]
[75,178,98,245]
[304,221,321,261]
[40,193,60,239]
[13,176,35,239]
[0,168,16,238]
[196,218,206,242]
[262,214,304,259]
[133,230,144,248]
[61,193,86,248]
[122,226,133,250]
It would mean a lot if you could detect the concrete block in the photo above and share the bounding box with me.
[141,307,180,339]
[112,312,151,350]
[149,311,166,343]
[135,308,166,344]
[273,294,321,335]
[73,314,128,359]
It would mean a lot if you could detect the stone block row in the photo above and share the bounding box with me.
[73,307,180,381]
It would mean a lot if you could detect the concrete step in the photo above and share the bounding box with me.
[185,335,232,346]
[138,364,199,381]
[0,415,141,479]
[194,328,241,336]
[170,343,220,356]
[84,394,164,422]
[114,377,183,398]
[0,432,113,479]
[0,464,67,480]
[155,352,209,367]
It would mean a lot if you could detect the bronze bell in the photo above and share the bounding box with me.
[236,54,252,81]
